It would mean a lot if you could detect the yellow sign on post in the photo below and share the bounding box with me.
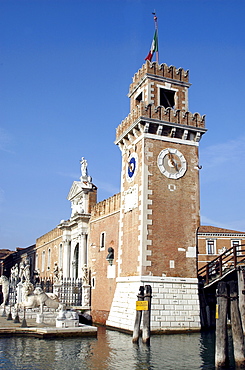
[216,304,219,319]
[136,301,149,311]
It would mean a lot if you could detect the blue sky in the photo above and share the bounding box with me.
[1,0,245,250]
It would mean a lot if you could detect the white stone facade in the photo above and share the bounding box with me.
[106,276,200,332]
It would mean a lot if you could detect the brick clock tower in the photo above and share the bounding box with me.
[106,61,206,331]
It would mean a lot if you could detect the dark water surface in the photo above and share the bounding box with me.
[0,327,235,369]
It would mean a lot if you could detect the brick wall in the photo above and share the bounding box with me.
[89,195,120,325]
[146,139,200,278]
[35,227,62,279]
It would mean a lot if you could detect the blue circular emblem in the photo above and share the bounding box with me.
[128,157,136,178]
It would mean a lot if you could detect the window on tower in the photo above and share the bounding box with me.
[159,88,175,108]
[135,92,143,105]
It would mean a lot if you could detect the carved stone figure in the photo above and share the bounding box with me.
[80,157,88,177]
[23,257,31,282]
[22,281,34,302]
[0,276,9,307]
[58,268,63,282]
[82,264,89,285]
[82,286,90,307]
[19,285,63,310]
[10,264,19,285]
[53,262,59,283]
[19,261,25,283]
[71,195,84,216]
[33,269,40,284]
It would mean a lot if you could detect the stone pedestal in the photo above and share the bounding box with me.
[56,309,79,328]
[36,313,44,323]
[53,282,62,296]
[82,285,90,307]
[16,282,23,304]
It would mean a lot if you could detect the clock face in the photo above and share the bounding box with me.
[157,148,187,179]
[127,153,137,182]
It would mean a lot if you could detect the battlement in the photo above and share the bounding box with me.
[91,193,121,220]
[129,61,189,95]
[115,102,205,143]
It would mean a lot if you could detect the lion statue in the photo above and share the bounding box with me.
[0,275,9,307]
[19,285,63,310]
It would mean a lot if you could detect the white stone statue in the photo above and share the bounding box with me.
[19,284,63,310]
[58,268,63,282]
[71,195,84,216]
[82,264,89,285]
[0,276,9,307]
[10,263,19,285]
[80,157,88,177]
[23,257,31,282]
[19,261,25,283]
[22,281,34,302]
[82,286,90,307]
[53,262,59,283]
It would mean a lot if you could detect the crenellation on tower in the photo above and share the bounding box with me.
[116,61,206,148]
[115,103,206,145]
[130,61,189,90]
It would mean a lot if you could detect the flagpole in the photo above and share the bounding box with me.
[153,12,159,64]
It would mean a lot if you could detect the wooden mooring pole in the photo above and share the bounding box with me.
[229,280,245,368]
[142,285,152,345]
[132,286,144,344]
[215,281,229,369]
[237,267,245,333]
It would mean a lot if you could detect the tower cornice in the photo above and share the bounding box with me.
[115,109,206,146]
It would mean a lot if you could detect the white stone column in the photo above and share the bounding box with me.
[63,239,71,279]
[78,233,87,278]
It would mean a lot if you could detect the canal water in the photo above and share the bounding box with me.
[0,327,236,369]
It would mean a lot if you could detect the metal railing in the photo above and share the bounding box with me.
[57,278,83,307]
[7,277,83,307]
[198,244,245,286]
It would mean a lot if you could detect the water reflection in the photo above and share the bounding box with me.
[0,327,230,369]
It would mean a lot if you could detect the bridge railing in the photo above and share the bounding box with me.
[198,244,245,285]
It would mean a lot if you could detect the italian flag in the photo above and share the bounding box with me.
[145,30,158,61]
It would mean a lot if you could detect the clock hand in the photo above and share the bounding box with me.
[168,152,179,171]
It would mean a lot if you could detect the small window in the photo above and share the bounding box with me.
[59,244,63,268]
[232,240,241,255]
[135,92,143,104]
[159,88,175,108]
[100,232,106,250]
[42,251,45,272]
[207,240,215,255]
[35,253,38,270]
[47,248,51,270]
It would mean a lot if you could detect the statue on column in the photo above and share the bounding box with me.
[53,262,63,283]
[19,260,25,283]
[23,257,31,282]
[10,263,19,285]
[82,264,89,285]
[80,157,92,183]
[0,276,9,307]
[80,157,88,178]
